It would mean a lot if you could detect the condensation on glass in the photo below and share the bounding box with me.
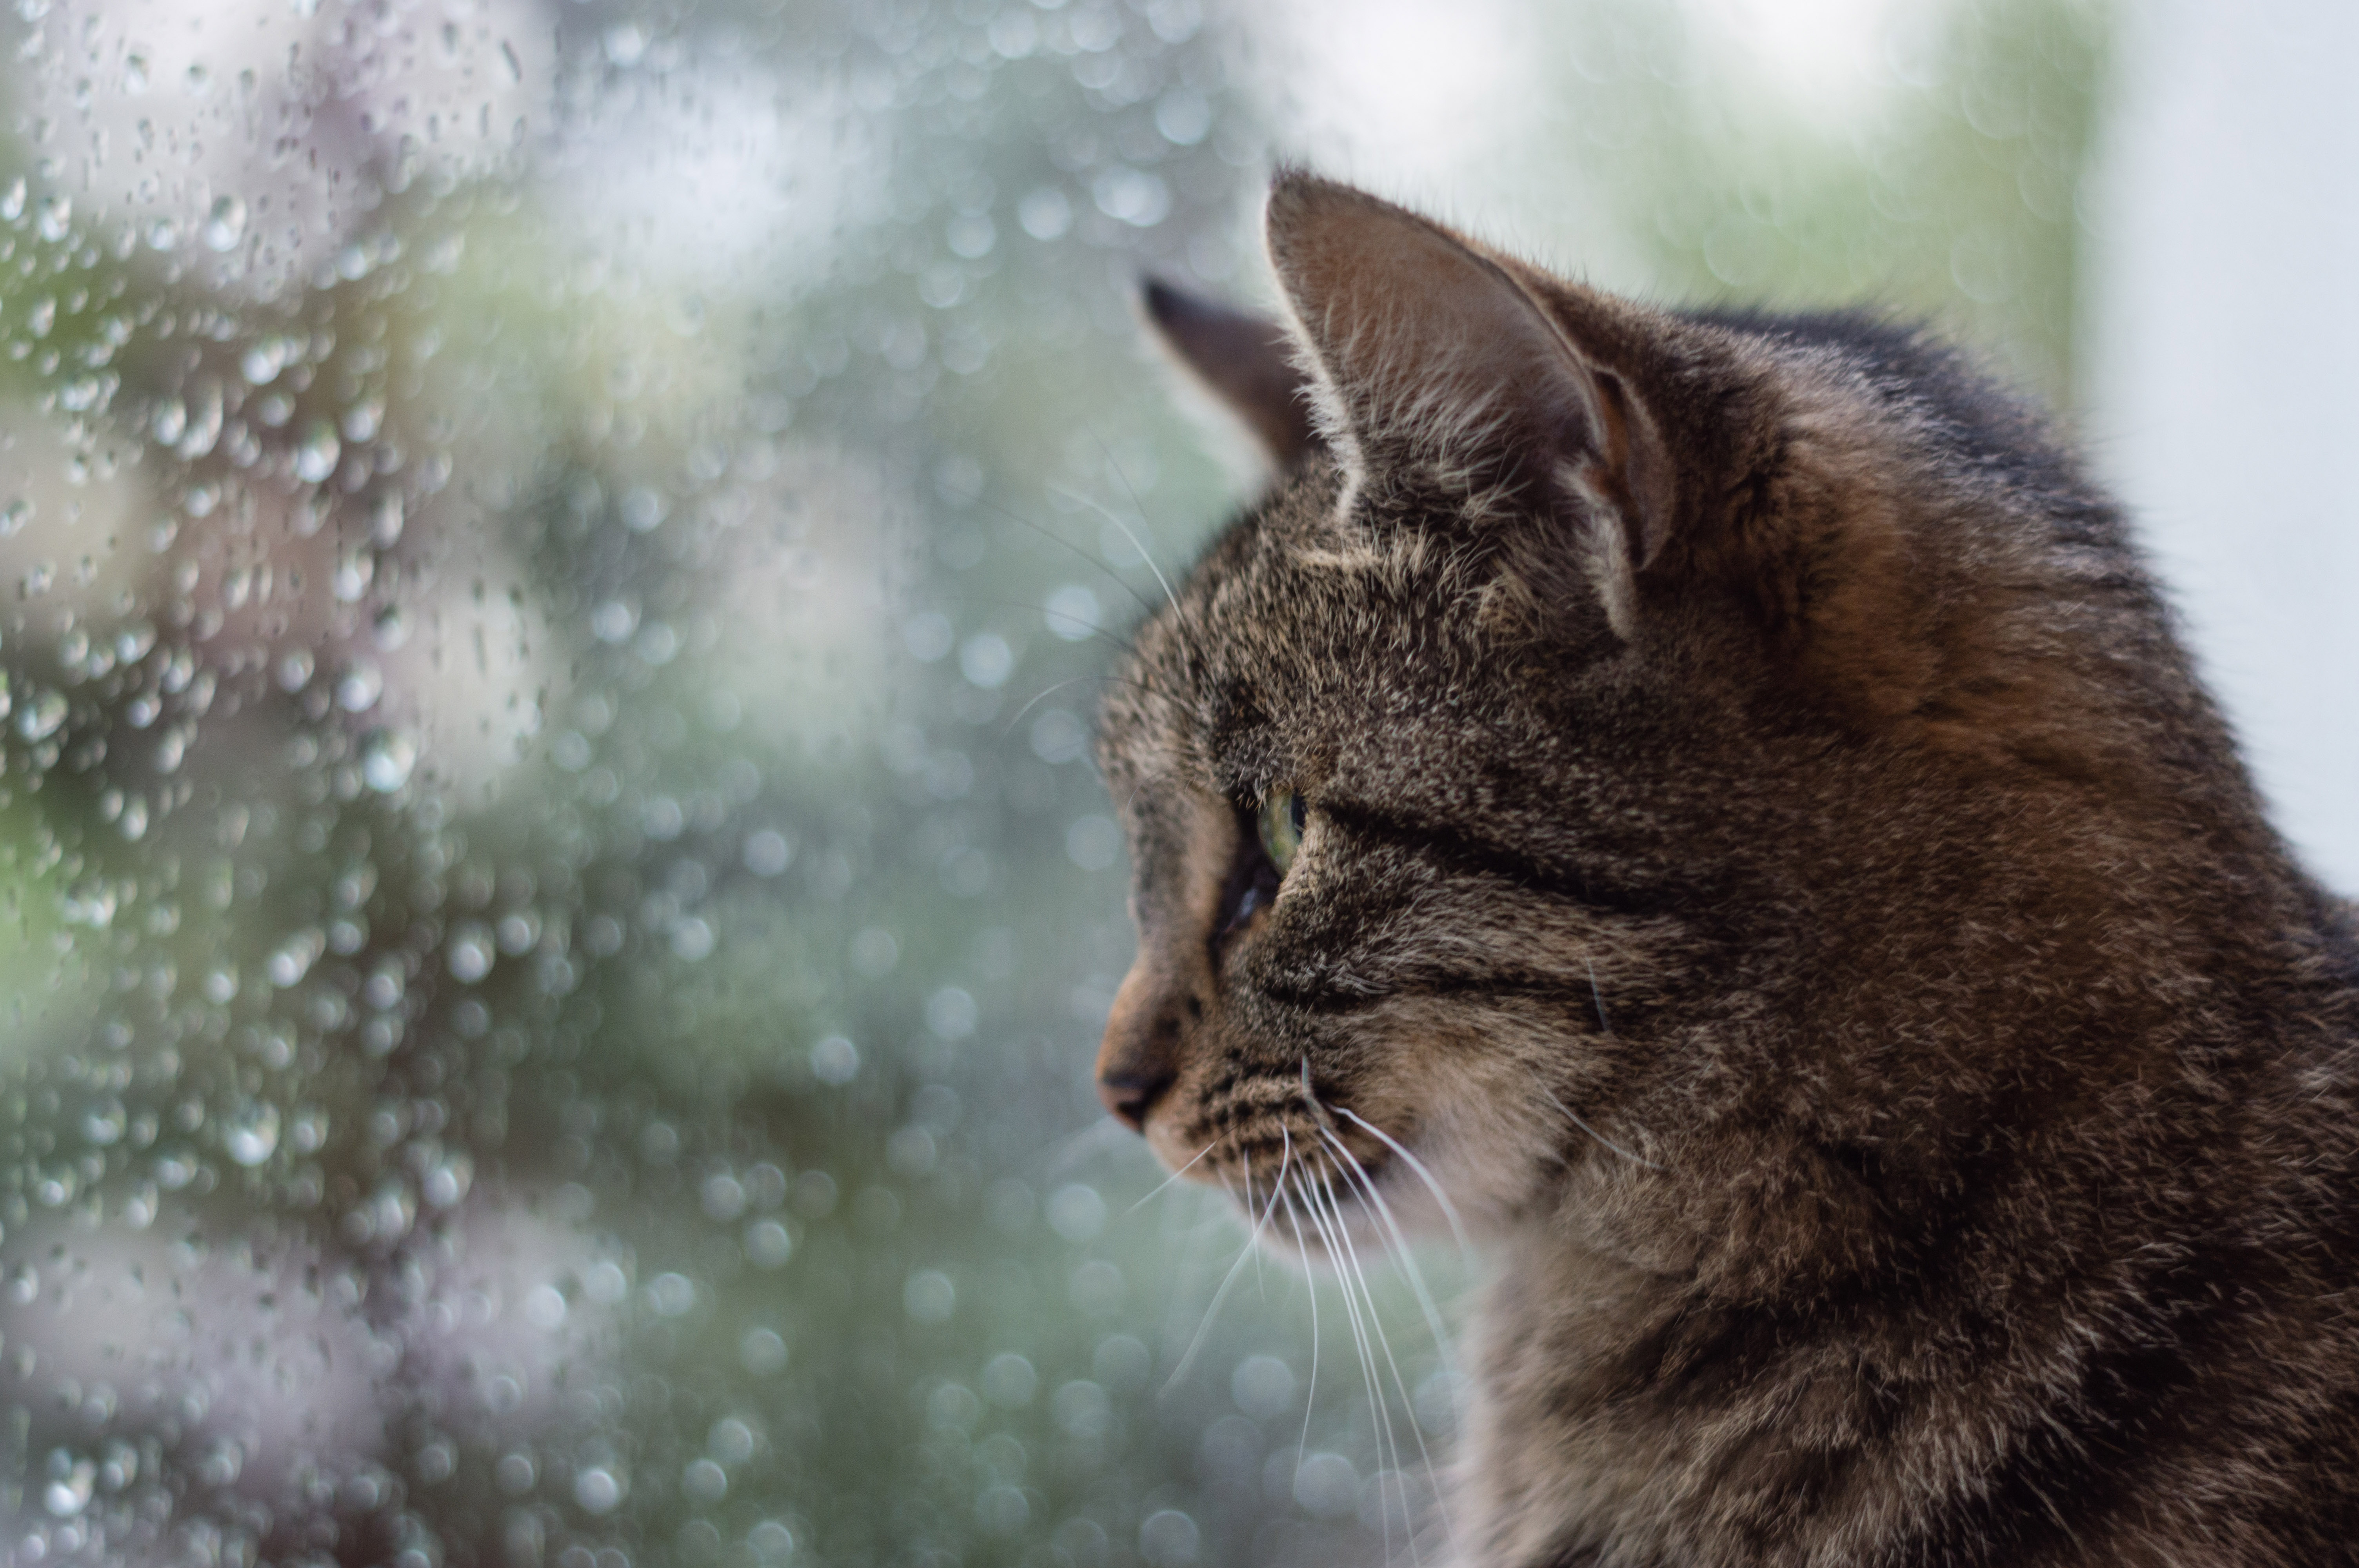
[0,1,2104,1566]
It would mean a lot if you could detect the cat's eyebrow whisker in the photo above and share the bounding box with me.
[1048,480,1185,623]
[1083,424,1203,661]
[939,482,1164,625]
[1000,672,1175,749]
[1539,1085,1661,1170]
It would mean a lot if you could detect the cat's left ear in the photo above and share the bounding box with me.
[1143,278,1322,469]
[1265,173,1677,636]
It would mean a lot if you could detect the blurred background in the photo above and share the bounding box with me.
[0,1,2347,1566]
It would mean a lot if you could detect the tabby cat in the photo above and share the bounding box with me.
[1091,172,2359,1566]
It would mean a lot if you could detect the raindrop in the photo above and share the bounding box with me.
[80,1099,126,1146]
[809,1035,860,1084]
[335,661,383,712]
[333,546,375,601]
[16,687,67,740]
[448,922,495,983]
[0,178,22,221]
[742,828,792,876]
[360,728,417,791]
[36,194,71,242]
[1047,1183,1108,1242]
[573,1466,624,1515]
[222,1101,281,1167]
[368,491,404,546]
[203,194,247,252]
[43,1456,94,1518]
[745,1220,793,1270]
[903,1269,956,1324]
[265,928,325,987]
[682,1458,728,1503]
[1018,187,1072,240]
[1043,583,1101,640]
[0,497,28,535]
[958,633,1014,688]
[294,419,341,483]
[741,1326,789,1374]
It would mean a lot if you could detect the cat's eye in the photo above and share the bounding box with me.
[1258,788,1307,876]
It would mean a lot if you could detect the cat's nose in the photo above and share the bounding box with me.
[1097,1067,1176,1132]
[1096,961,1182,1132]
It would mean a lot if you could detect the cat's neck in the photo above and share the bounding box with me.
[1450,854,2359,1567]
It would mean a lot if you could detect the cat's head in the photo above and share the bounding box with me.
[1093,173,2259,1265]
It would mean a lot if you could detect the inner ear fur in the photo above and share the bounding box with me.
[1143,277,1321,469]
[1261,172,1681,637]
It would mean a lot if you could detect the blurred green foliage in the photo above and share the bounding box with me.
[0,2,2109,1565]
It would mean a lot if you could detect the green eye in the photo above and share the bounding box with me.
[1258,788,1307,875]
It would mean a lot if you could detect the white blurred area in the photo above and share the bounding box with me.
[2083,0,2359,892]
[1265,0,2359,891]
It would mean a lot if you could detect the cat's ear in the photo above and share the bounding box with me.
[1143,277,1322,468]
[1264,173,1676,635]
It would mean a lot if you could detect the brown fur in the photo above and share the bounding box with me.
[1092,174,2359,1566]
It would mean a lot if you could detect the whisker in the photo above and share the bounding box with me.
[1114,1134,1225,1227]
[999,671,1173,747]
[1280,1182,1323,1480]
[941,483,1163,624]
[1585,955,1613,1034]
[1316,1121,1461,1418]
[1161,1149,1287,1395]
[1047,481,1183,623]
[1303,1162,1401,1565]
[1329,1100,1475,1263]
[1321,1153,1456,1561]
[1539,1085,1659,1170]
[1030,1113,1137,1178]
[1243,1154,1270,1302]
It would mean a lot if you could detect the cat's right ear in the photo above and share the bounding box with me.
[1142,278,1322,469]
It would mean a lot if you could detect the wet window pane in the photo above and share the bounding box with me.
[0,2,2213,1565]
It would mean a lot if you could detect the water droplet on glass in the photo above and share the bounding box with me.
[294,419,340,483]
[146,217,178,251]
[335,660,383,712]
[79,1098,125,1146]
[0,497,27,536]
[369,491,404,546]
[17,687,66,740]
[447,921,494,983]
[44,1457,94,1518]
[222,1100,281,1167]
[203,194,247,252]
[0,178,23,221]
[360,727,418,791]
[265,928,324,987]
[574,1466,624,1514]
[36,194,71,242]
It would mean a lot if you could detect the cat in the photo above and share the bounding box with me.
[1091,171,2359,1567]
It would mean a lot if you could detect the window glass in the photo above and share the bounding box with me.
[0,3,2104,1565]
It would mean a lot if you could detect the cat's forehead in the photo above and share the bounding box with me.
[1098,461,1536,793]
